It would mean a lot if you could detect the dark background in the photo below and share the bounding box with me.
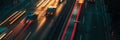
[105,0,120,31]
[105,0,120,39]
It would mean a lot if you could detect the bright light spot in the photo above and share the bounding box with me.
[78,0,84,3]
[0,33,6,39]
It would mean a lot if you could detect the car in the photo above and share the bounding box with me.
[24,14,38,23]
[46,6,56,16]
[26,13,38,20]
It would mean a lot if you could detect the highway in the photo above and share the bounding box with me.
[75,0,111,40]
[0,0,111,40]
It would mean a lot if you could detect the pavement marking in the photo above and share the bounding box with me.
[24,32,31,40]
[36,0,44,7]
[9,11,22,21]
[0,11,18,26]
[0,33,6,40]
[10,10,26,24]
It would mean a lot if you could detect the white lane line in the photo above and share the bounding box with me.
[24,32,31,40]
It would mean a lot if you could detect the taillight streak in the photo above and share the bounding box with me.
[61,1,77,40]
[70,3,83,40]
[15,20,33,40]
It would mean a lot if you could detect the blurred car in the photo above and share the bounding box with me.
[26,14,38,20]
[46,6,56,17]
[25,13,38,23]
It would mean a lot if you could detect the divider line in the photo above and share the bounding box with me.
[9,11,22,21]
[15,20,33,40]
[0,11,18,26]
[10,10,26,24]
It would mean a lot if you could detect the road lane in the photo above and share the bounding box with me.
[4,19,26,40]
[70,1,84,40]
[38,1,66,40]
[15,20,33,40]
[0,0,32,24]
[20,0,68,40]
[0,0,41,40]
[17,0,55,40]
[75,0,111,40]
[46,0,76,40]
